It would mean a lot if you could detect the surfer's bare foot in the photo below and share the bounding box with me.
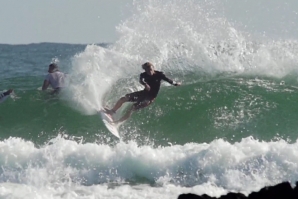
[110,120,117,124]
[111,119,122,125]
[104,108,116,115]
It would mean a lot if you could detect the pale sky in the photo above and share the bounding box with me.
[1,0,298,44]
[0,0,133,44]
[223,0,298,39]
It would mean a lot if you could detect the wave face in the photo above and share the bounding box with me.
[1,0,298,198]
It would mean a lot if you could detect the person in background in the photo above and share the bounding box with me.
[42,63,66,94]
[104,62,181,123]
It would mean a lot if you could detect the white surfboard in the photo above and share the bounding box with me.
[99,110,120,138]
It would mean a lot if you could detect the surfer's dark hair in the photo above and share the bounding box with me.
[142,62,154,70]
[49,63,58,69]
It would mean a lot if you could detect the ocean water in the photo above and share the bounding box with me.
[1,0,298,198]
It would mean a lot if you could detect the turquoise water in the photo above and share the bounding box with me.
[1,1,298,199]
[1,44,298,146]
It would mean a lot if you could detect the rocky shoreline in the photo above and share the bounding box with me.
[178,181,298,199]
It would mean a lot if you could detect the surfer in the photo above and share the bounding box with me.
[0,89,13,103]
[42,63,66,94]
[104,62,181,123]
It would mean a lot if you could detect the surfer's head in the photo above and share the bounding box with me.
[48,63,59,73]
[142,62,155,75]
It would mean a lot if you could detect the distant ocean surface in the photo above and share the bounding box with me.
[1,1,298,199]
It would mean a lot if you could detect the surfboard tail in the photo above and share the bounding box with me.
[99,110,120,138]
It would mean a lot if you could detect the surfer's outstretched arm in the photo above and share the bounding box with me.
[160,73,181,86]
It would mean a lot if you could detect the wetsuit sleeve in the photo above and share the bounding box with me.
[160,72,177,85]
[139,73,147,86]
[0,91,10,100]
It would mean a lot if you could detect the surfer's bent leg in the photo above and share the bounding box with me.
[133,98,155,110]
[114,105,135,123]
[115,99,154,123]
[105,96,128,115]
[112,92,153,123]
[114,99,153,123]
[106,90,144,115]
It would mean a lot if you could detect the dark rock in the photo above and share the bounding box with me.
[178,181,298,199]
[248,181,293,199]
[178,193,203,199]
[178,193,216,199]
[220,192,246,199]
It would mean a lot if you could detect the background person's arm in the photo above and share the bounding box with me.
[42,80,50,90]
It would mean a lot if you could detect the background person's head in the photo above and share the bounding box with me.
[48,63,58,73]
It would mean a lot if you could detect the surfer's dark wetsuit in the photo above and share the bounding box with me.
[126,71,177,109]
[0,89,13,100]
